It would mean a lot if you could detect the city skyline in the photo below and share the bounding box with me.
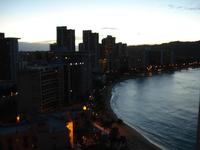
[0,19,200,150]
[1,0,200,45]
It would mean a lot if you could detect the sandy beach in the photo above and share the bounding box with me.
[101,82,162,150]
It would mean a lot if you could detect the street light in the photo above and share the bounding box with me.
[83,105,87,111]
[16,115,20,123]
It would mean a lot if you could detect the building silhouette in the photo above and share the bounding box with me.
[48,52,92,104]
[18,64,64,113]
[0,81,18,122]
[111,42,128,72]
[79,30,100,72]
[100,35,116,73]
[0,33,19,122]
[0,114,70,150]
[50,26,75,52]
[18,50,92,105]
[0,33,5,39]
[0,33,19,82]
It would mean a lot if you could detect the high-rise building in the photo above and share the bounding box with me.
[0,81,18,122]
[18,64,64,113]
[100,35,116,73]
[50,26,75,52]
[79,30,100,72]
[111,43,128,72]
[0,33,5,39]
[0,34,19,82]
[80,30,99,52]
[48,52,92,104]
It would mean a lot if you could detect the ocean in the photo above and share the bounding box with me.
[110,68,200,150]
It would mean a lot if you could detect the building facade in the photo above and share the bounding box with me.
[0,33,19,82]
[100,35,116,73]
[50,26,75,52]
[18,64,64,113]
[79,30,100,72]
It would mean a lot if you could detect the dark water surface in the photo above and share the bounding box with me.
[111,68,200,150]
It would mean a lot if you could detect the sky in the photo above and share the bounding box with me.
[0,0,200,45]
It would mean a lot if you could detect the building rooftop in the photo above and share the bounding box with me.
[0,113,69,135]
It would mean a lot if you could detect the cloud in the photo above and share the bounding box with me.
[168,4,200,11]
[32,40,55,44]
[168,4,183,9]
[187,7,200,11]
[19,42,49,51]
[101,27,118,30]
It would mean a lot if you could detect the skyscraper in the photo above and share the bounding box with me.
[0,81,18,122]
[0,33,5,39]
[80,30,99,53]
[101,35,116,73]
[0,33,19,82]
[79,30,100,72]
[18,64,64,113]
[50,26,75,52]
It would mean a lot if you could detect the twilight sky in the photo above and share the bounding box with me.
[1,0,200,45]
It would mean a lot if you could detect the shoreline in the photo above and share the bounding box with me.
[100,67,200,150]
[102,82,162,150]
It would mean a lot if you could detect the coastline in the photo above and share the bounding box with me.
[102,82,162,150]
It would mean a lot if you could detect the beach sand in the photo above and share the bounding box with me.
[101,83,162,150]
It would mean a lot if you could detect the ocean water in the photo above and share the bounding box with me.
[110,68,200,150]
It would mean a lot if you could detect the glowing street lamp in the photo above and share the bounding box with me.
[83,105,87,111]
[16,115,20,123]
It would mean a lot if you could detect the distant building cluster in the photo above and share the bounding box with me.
[1,27,200,115]
[0,26,200,149]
